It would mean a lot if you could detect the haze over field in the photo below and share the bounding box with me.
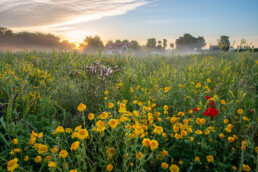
[0,0,258,48]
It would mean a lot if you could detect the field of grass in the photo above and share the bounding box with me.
[0,50,257,172]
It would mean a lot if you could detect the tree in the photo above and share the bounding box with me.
[129,40,140,50]
[107,40,113,44]
[122,40,129,44]
[196,36,206,51]
[176,33,206,51]
[163,39,167,49]
[156,40,162,51]
[83,35,104,53]
[146,38,156,49]
[115,40,121,44]
[218,35,230,51]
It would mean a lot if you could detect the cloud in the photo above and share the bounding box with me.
[0,0,149,27]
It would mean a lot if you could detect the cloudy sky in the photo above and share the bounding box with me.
[1,0,258,47]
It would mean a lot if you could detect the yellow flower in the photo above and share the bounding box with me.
[100,112,109,119]
[232,166,237,171]
[196,83,201,88]
[24,156,29,161]
[190,137,194,141]
[255,147,258,153]
[161,162,169,169]
[169,164,180,172]
[71,132,78,139]
[56,126,65,133]
[70,141,80,151]
[219,134,224,138]
[179,160,183,165]
[77,129,90,140]
[44,156,51,162]
[195,130,203,135]
[221,99,226,104]
[138,102,143,106]
[164,105,168,110]
[153,125,163,135]
[96,120,106,132]
[59,150,68,158]
[108,103,114,108]
[66,128,72,133]
[48,161,57,168]
[14,149,20,153]
[206,155,214,163]
[207,79,211,83]
[108,119,119,129]
[224,119,229,124]
[135,125,144,135]
[237,109,243,115]
[34,156,42,163]
[50,147,59,154]
[150,140,159,150]
[142,138,151,147]
[178,112,184,116]
[87,113,94,120]
[75,125,82,131]
[136,152,144,160]
[162,150,168,156]
[195,156,200,162]
[228,137,234,143]
[38,144,48,154]
[12,138,18,145]
[200,118,206,125]
[77,103,86,112]
[106,164,113,171]
[104,91,109,95]
[70,170,77,172]
[7,158,19,172]
[243,164,251,171]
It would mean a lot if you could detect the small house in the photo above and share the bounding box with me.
[104,42,129,54]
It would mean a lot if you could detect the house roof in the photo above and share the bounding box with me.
[104,42,130,51]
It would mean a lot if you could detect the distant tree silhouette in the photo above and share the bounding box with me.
[146,38,156,50]
[83,35,104,53]
[163,39,167,49]
[170,43,174,49]
[176,33,206,51]
[115,40,121,44]
[218,35,230,51]
[129,40,140,50]
[156,40,163,51]
[0,27,75,50]
[122,40,129,44]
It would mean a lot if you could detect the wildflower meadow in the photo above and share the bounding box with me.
[0,51,257,172]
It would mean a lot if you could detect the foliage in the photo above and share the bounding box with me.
[83,35,104,53]
[176,34,206,51]
[0,51,257,172]
[219,36,230,51]
[146,38,157,50]
[0,27,75,50]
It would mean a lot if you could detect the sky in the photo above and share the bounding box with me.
[0,0,258,48]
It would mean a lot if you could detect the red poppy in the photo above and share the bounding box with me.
[193,108,198,112]
[205,96,211,99]
[209,100,215,107]
[203,107,219,117]
[205,96,215,107]
[250,110,254,113]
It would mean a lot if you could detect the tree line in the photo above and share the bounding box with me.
[0,27,232,52]
[0,27,76,50]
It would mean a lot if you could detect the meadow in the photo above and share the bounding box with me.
[0,50,257,172]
